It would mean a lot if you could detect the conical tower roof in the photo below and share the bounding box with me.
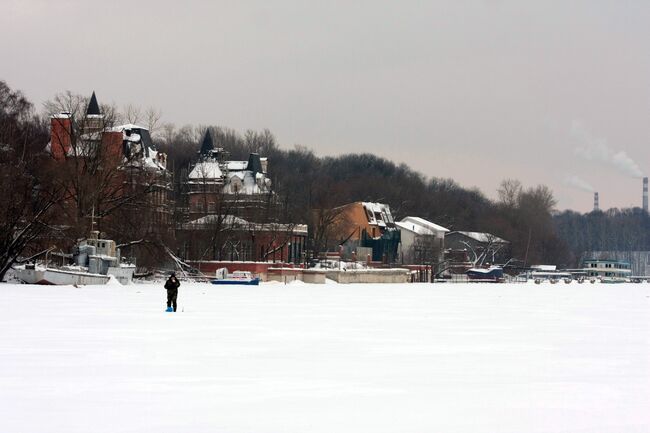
[247,153,263,175]
[86,91,101,115]
[199,129,215,156]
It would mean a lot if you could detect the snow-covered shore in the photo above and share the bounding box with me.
[1,282,649,433]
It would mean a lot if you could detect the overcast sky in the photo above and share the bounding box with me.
[2,0,649,212]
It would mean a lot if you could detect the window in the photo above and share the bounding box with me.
[365,208,373,222]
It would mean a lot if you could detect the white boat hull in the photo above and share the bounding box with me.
[14,266,134,286]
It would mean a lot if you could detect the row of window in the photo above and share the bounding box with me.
[589,272,627,277]
[586,262,630,269]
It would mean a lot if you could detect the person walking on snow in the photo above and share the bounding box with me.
[164,273,180,312]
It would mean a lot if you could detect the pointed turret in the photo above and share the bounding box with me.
[199,129,215,156]
[86,91,101,116]
[247,153,263,175]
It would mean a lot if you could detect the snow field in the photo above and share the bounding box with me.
[1,282,649,433]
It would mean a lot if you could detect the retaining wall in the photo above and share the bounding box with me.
[326,268,410,284]
[267,268,327,284]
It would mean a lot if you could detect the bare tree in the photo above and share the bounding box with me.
[122,103,142,125]
[144,107,163,137]
[497,179,523,208]
[460,234,506,266]
[310,206,348,259]
[405,234,441,266]
[195,188,241,262]
[0,81,64,280]
[121,104,163,138]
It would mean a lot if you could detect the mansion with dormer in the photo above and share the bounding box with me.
[47,92,173,243]
[186,129,273,221]
[177,129,307,263]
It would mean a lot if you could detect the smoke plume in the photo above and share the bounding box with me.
[571,120,644,178]
[564,175,594,192]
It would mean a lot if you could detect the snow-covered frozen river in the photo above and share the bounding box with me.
[1,281,649,433]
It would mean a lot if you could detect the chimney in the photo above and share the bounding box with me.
[593,192,599,212]
[50,113,72,161]
[643,177,648,213]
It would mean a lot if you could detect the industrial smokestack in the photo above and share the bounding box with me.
[643,177,648,212]
[594,192,599,212]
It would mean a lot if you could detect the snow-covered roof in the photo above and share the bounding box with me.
[122,146,166,171]
[361,202,394,225]
[111,124,147,132]
[226,161,248,171]
[531,265,557,271]
[189,161,223,180]
[222,170,271,195]
[183,215,307,234]
[140,148,166,170]
[395,218,448,236]
[117,125,166,171]
[449,231,509,244]
[395,221,425,235]
[399,216,449,234]
[188,153,272,194]
[125,133,141,143]
[186,214,249,227]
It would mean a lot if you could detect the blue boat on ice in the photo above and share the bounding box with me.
[466,266,504,282]
[211,269,260,286]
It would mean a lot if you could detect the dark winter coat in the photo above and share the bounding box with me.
[165,277,180,292]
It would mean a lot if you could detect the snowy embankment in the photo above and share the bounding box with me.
[1,282,649,433]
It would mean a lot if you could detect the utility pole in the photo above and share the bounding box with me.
[523,227,532,267]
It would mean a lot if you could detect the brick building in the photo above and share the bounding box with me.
[329,202,401,263]
[179,130,304,263]
[47,92,173,244]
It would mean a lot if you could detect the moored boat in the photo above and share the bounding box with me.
[466,266,504,282]
[211,268,260,285]
[14,264,111,285]
[13,231,135,285]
